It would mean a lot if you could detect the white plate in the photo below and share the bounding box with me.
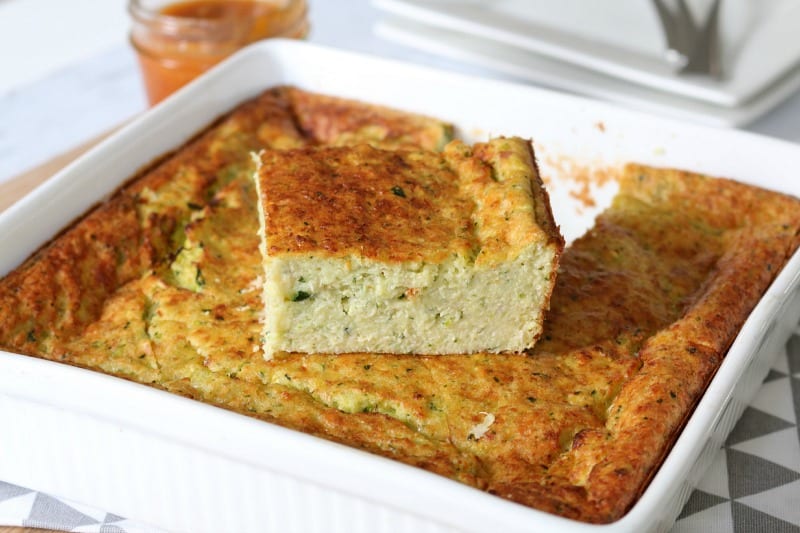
[373,0,800,108]
[374,16,800,128]
[2,40,800,533]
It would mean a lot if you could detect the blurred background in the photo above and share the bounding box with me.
[0,0,482,184]
[2,0,800,185]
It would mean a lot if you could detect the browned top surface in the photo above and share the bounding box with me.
[1,87,799,525]
[258,144,477,262]
[285,86,453,151]
[258,136,560,264]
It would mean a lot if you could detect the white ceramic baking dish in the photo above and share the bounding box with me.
[1,40,799,533]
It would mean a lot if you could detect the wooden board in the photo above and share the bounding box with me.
[0,526,61,533]
[0,128,117,214]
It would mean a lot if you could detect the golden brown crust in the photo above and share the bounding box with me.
[1,92,800,525]
[449,137,563,266]
[520,141,562,255]
[284,86,454,151]
[0,87,306,356]
[526,164,800,521]
[258,144,477,263]
[258,136,562,267]
[0,195,153,354]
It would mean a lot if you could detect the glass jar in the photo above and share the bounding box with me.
[129,0,309,105]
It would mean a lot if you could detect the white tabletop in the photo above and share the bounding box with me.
[0,1,799,532]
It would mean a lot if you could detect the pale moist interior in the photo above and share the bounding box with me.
[2,87,800,524]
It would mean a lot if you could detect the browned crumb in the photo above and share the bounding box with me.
[539,151,619,211]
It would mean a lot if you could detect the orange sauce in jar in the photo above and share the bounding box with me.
[129,0,309,105]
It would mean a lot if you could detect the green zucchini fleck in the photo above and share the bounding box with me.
[291,291,311,302]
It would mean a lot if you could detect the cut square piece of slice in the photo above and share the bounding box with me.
[253,137,563,359]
